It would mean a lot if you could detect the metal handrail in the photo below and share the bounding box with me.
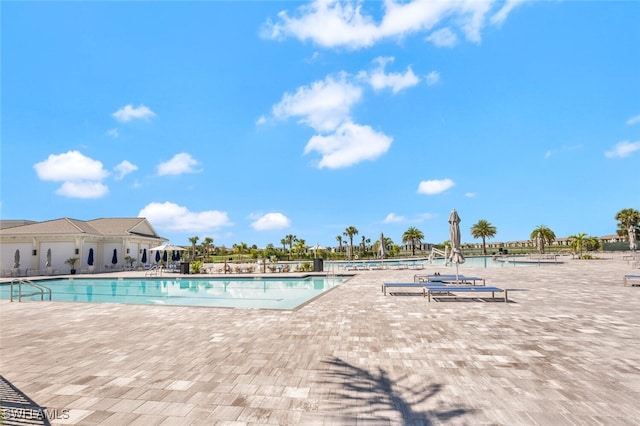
[10,279,52,302]
[144,265,162,277]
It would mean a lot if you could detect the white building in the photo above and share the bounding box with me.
[0,217,166,276]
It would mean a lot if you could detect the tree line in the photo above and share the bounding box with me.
[183,208,639,262]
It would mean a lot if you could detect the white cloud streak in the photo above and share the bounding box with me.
[112,104,156,122]
[251,212,292,230]
[426,27,458,47]
[604,140,640,158]
[139,202,233,232]
[273,74,362,132]
[157,153,201,176]
[365,57,420,93]
[627,114,640,125]
[263,0,525,49]
[114,160,138,180]
[383,213,405,223]
[417,178,455,195]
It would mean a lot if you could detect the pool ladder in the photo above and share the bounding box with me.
[10,279,52,302]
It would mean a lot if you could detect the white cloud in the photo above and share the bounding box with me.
[157,153,201,176]
[113,160,138,180]
[56,181,109,199]
[272,74,362,132]
[417,178,455,195]
[139,202,233,232]
[34,151,109,182]
[627,114,640,125]
[605,140,640,159]
[425,71,440,86]
[490,0,525,26]
[107,128,119,138]
[426,27,458,47]
[415,212,437,221]
[263,0,523,49]
[365,57,420,94]
[112,104,156,122]
[304,121,393,169]
[34,151,110,198]
[383,213,405,223]
[256,115,268,126]
[251,212,292,230]
[464,192,476,198]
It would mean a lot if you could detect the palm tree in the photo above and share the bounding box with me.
[615,208,640,248]
[568,233,588,258]
[200,237,214,260]
[280,238,287,255]
[402,227,424,256]
[188,236,199,260]
[233,242,249,261]
[284,234,297,260]
[336,235,343,255]
[343,226,359,260]
[530,225,556,254]
[470,220,497,255]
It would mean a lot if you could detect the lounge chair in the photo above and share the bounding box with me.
[414,274,485,286]
[425,285,508,303]
[623,274,640,287]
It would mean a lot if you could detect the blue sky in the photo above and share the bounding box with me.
[2,1,639,249]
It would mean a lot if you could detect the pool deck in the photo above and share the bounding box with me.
[1,255,639,425]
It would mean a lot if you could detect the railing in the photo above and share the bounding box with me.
[428,247,449,265]
[145,265,162,277]
[10,279,52,302]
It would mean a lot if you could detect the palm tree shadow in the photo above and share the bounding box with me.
[0,375,51,425]
[320,357,472,425]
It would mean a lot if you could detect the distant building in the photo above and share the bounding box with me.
[0,217,166,276]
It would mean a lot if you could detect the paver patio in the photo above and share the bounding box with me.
[1,254,639,425]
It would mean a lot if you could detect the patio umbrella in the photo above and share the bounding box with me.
[629,225,637,251]
[155,250,161,263]
[13,249,20,268]
[141,248,147,264]
[112,248,118,265]
[448,209,465,283]
[88,248,94,266]
[175,250,181,261]
[162,250,168,263]
[171,251,177,262]
[46,248,52,267]
[378,233,386,259]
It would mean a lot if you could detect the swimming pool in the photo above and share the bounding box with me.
[0,276,346,310]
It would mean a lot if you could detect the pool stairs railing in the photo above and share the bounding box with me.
[10,279,52,302]
[428,247,450,265]
[145,265,163,277]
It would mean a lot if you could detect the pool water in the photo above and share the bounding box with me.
[0,277,345,310]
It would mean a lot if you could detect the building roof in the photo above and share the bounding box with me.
[0,217,165,240]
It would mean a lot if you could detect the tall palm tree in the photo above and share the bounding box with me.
[470,220,497,255]
[284,234,297,260]
[200,237,214,260]
[336,235,343,255]
[615,208,640,248]
[343,226,359,260]
[530,225,556,254]
[402,227,424,256]
[280,238,287,255]
[188,236,199,260]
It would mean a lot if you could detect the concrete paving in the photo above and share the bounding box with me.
[1,254,639,425]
